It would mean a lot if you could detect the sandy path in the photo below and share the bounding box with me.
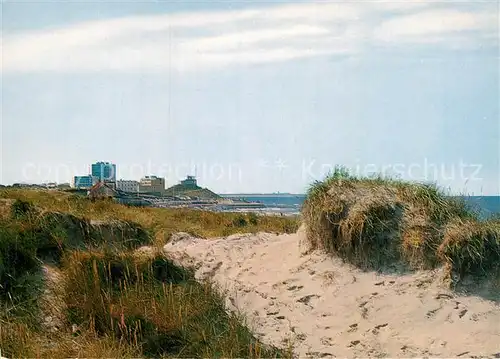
[163,230,500,358]
[40,265,66,333]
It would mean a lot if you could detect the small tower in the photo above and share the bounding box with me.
[180,175,197,189]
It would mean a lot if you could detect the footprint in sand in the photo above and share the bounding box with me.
[361,307,368,319]
[202,261,222,277]
[348,323,358,332]
[358,300,369,319]
[371,323,388,334]
[297,294,320,306]
[400,344,427,357]
[320,271,336,286]
[321,336,333,345]
[348,340,361,347]
[450,301,468,319]
[426,306,442,319]
[458,309,468,318]
[435,293,454,300]
[306,351,333,358]
[295,332,307,341]
[273,278,299,290]
[415,277,433,289]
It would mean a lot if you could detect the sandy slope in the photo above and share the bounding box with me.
[40,265,66,333]
[163,229,500,358]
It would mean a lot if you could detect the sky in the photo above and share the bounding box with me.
[1,0,499,195]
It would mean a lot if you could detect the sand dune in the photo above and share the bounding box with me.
[163,229,500,358]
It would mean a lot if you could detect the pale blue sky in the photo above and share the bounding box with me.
[1,0,499,194]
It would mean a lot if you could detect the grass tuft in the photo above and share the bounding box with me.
[438,218,500,277]
[302,166,499,278]
[62,250,285,358]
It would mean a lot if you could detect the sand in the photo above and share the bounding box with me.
[40,265,67,333]
[163,228,500,358]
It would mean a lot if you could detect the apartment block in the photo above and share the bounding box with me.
[74,175,94,189]
[116,180,139,193]
[139,176,165,195]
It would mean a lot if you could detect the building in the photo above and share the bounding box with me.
[116,180,139,193]
[57,183,72,190]
[88,182,117,201]
[91,162,116,183]
[180,175,198,188]
[74,175,94,189]
[139,176,165,195]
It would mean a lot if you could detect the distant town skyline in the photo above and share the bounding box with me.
[2,1,498,195]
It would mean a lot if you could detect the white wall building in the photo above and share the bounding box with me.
[116,180,139,193]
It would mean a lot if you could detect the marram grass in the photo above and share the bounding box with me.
[302,166,500,278]
[0,189,296,358]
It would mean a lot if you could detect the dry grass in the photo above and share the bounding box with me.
[302,167,499,279]
[61,251,283,358]
[438,218,500,277]
[1,251,288,358]
[0,323,142,358]
[0,188,298,242]
[0,189,297,358]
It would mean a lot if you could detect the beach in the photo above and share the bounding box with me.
[163,228,500,358]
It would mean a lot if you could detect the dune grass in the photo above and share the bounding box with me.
[302,166,500,279]
[438,218,500,277]
[0,188,298,242]
[61,251,283,358]
[0,189,297,358]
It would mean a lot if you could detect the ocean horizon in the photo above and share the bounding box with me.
[221,194,500,218]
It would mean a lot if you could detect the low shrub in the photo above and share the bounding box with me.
[232,215,248,228]
[0,223,41,307]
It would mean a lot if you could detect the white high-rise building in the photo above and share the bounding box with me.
[116,180,139,193]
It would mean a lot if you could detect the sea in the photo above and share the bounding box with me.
[222,194,500,219]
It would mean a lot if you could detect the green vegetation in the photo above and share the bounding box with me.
[164,183,221,200]
[0,189,298,358]
[0,188,298,243]
[302,166,500,280]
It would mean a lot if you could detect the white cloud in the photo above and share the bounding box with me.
[1,1,497,73]
[374,9,498,43]
[179,25,330,52]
